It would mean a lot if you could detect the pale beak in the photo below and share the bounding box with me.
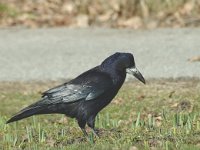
[126,67,145,84]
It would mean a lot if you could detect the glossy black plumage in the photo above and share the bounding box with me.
[6,52,145,136]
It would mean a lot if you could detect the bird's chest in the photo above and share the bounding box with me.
[85,84,121,117]
[83,72,126,117]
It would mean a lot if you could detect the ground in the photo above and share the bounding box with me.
[1,28,200,81]
[1,79,200,150]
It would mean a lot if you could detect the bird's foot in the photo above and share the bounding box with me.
[91,128,100,138]
[82,128,100,140]
[81,128,88,137]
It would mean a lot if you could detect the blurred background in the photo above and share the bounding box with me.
[0,0,200,29]
[1,1,200,149]
[0,0,200,81]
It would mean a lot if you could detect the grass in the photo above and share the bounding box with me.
[0,79,200,149]
[0,3,18,18]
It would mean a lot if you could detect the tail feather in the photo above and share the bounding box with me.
[6,105,43,124]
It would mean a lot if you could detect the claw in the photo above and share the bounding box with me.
[81,128,88,137]
[92,128,100,138]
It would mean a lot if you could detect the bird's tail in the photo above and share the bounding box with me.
[6,101,45,124]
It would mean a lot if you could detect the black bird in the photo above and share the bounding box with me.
[6,52,145,136]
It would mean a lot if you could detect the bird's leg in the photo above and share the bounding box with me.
[81,128,88,137]
[91,128,99,137]
[78,119,88,137]
[87,116,99,137]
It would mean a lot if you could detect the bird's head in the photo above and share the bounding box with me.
[101,52,145,84]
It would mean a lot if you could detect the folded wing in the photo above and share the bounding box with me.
[40,71,113,105]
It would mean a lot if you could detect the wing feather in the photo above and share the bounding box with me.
[41,70,113,104]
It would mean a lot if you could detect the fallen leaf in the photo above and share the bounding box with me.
[180,1,194,15]
[188,55,200,62]
[137,95,145,101]
[46,138,56,147]
[146,20,158,29]
[129,146,138,150]
[118,16,143,29]
[75,14,89,27]
[171,102,179,108]
[155,116,162,127]
[98,11,113,22]
[61,2,75,14]
[58,117,68,124]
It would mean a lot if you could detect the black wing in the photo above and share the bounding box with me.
[40,68,113,105]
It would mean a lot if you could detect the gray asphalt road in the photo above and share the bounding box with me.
[0,27,199,81]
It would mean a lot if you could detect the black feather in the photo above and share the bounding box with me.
[6,52,145,136]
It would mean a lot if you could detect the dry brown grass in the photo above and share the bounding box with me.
[0,0,200,28]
